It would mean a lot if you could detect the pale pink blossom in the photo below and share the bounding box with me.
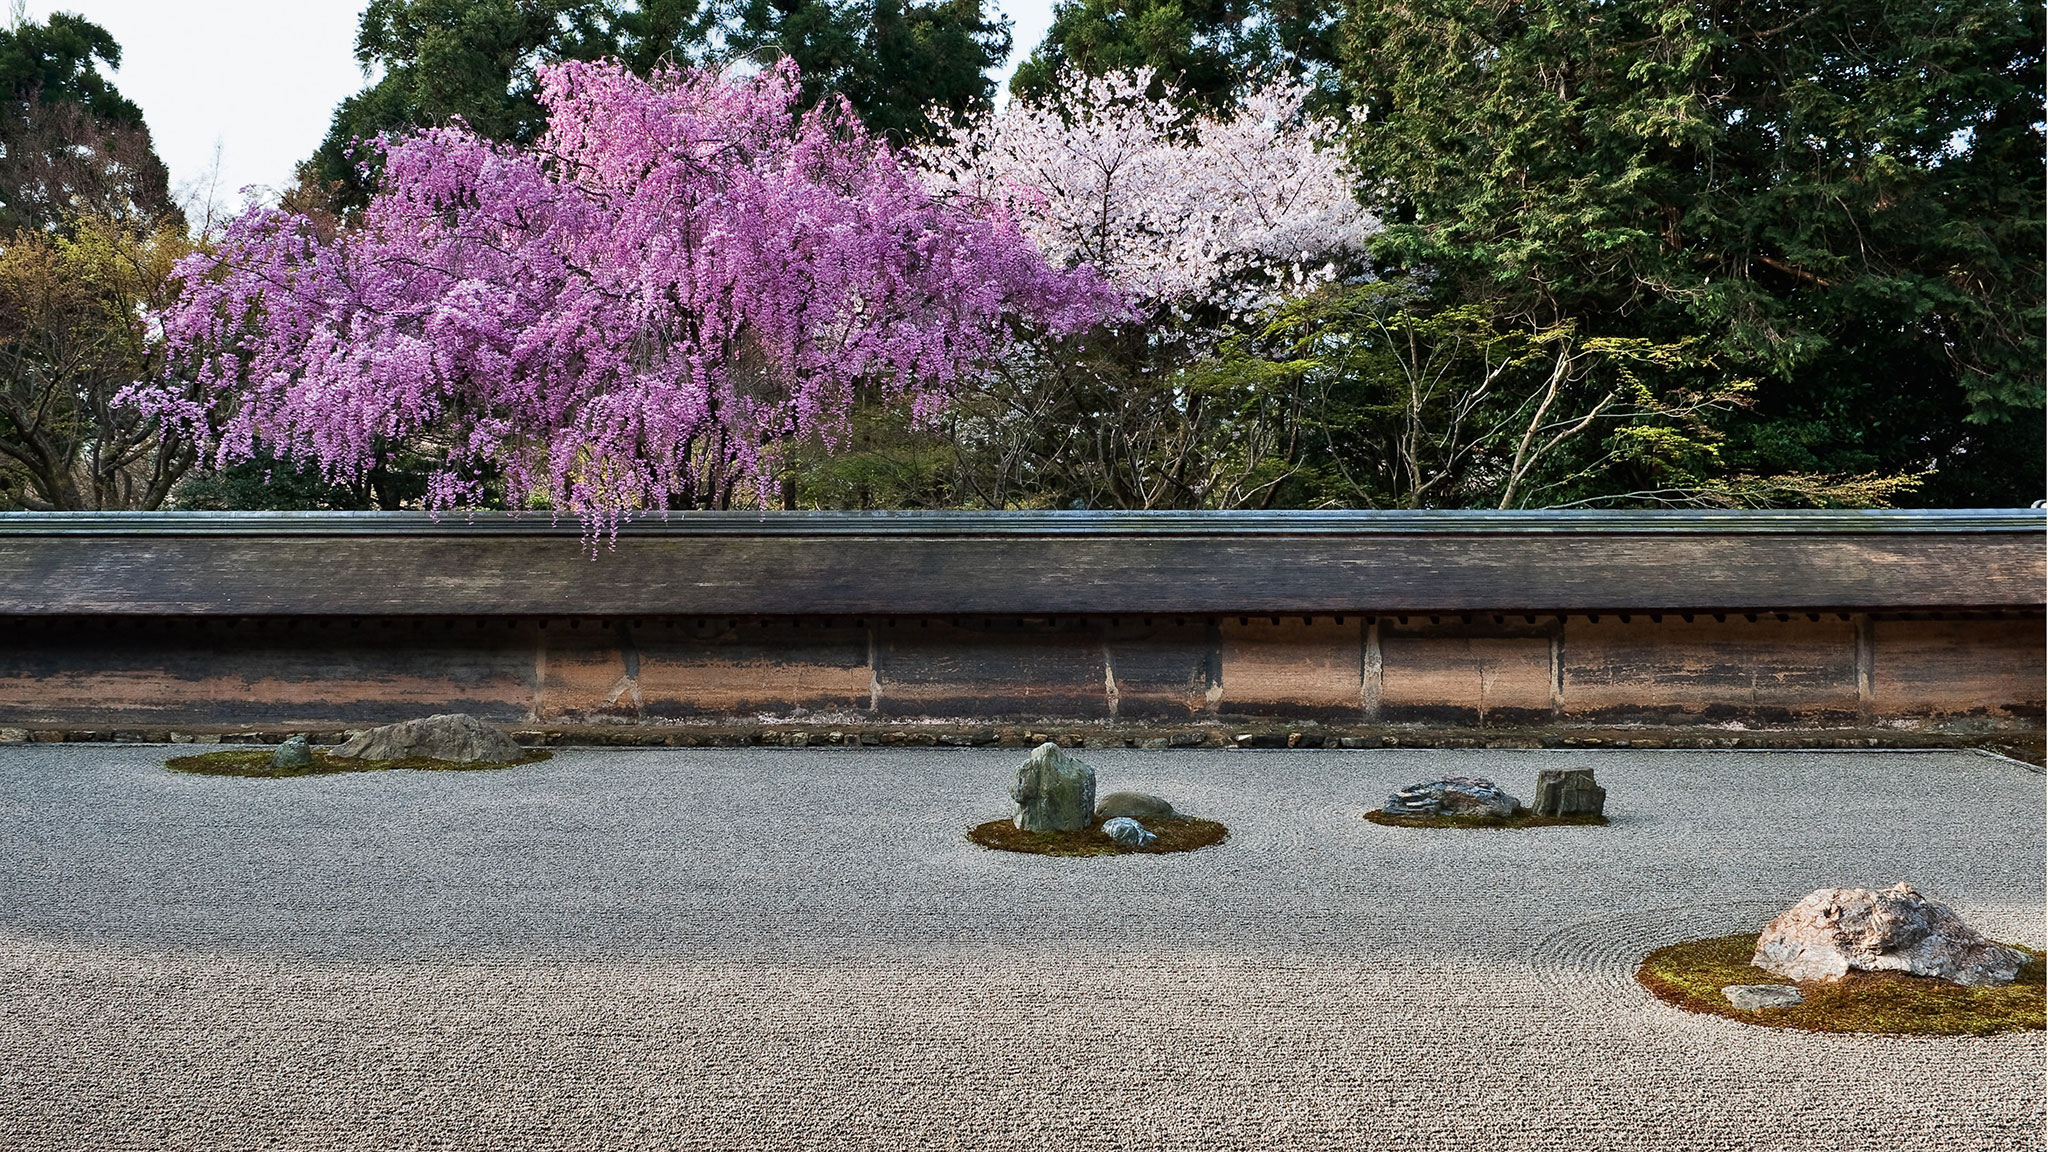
[917,69,1377,315]
[130,60,1116,531]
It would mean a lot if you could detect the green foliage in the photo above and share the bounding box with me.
[167,445,440,512]
[1011,0,1340,106]
[782,394,961,510]
[0,11,178,234]
[310,0,1008,205]
[923,329,1336,511]
[0,10,141,124]
[308,0,719,204]
[0,217,199,509]
[1342,0,2045,507]
[728,0,1010,141]
[1228,282,1801,509]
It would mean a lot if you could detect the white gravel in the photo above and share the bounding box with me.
[1,745,2040,1150]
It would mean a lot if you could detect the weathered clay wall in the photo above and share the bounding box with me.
[3,511,2038,734]
[2,612,2037,732]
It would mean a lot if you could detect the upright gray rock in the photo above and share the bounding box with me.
[1754,883,2029,986]
[1011,742,1096,832]
[332,714,522,764]
[271,735,313,769]
[1531,768,1605,817]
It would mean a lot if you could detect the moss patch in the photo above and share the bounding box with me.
[166,748,551,778]
[1638,933,2046,1036]
[1364,808,1608,830]
[967,817,1229,857]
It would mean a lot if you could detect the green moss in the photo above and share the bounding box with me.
[1638,933,2046,1036]
[1364,808,1608,830]
[967,817,1229,857]
[165,748,551,778]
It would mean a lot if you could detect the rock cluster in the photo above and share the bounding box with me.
[1531,768,1604,817]
[1010,742,1096,832]
[1754,882,2028,986]
[1101,817,1156,847]
[333,714,522,764]
[1383,776,1520,818]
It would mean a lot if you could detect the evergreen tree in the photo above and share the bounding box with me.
[1343,0,2045,506]
[727,0,1009,142]
[308,0,716,205]
[310,0,1007,207]
[1010,0,1340,107]
[0,11,178,233]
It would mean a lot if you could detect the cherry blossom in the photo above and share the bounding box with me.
[916,68,1377,316]
[129,60,1115,530]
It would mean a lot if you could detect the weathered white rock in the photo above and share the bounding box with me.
[1383,776,1519,818]
[332,714,522,764]
[1102,817,1156,847]
[1097,791,1176,823]
[1754,882,2029,986]
[1722,984,1803,1011]
[1531,768,1605,817]
[1010,742,1095,832]
[271,735,313,769]
[0,727,27,744]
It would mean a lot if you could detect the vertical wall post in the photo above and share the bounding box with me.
[1548,618,1565,720]
[1362,617,1383,722]
[867,622,881,714]
[1853,613,1875,722]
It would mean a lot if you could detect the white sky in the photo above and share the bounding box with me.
[26,1,1058,207]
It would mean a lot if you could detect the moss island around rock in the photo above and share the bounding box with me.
[968,816,1229,857]
[1637,933,2046,1036]
[1364,809,1608,830]
[166,748,551,778]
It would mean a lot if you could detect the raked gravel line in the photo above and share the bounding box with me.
[0,745,2040,1151]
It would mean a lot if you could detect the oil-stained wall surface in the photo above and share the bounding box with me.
[0,612,2037,732]
[0,511,2038,732]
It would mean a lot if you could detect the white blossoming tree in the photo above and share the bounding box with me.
[908,69,1381,509]
[918,67,1376,321]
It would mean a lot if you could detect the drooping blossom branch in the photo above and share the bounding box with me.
[128,59,1116,528]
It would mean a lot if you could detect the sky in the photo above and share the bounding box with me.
[27,0,1058,210]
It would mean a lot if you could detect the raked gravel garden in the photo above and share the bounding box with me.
[0,742,2040,1150]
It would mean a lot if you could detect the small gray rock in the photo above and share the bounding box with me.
[1382,776,1520,818]
[1010,742,1096,833]
[1722,984,1803,1011]
[1097,791,1176,823]
[271,735,313,769]
[332,714,522,764]
[1532,768,1605,817]
[1101,817,1156,847]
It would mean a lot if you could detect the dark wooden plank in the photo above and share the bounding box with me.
[0,512,2039,615]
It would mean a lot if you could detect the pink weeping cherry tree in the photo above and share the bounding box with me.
[127,60,1117,529]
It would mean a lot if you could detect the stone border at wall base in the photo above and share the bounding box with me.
[3,723,2038,767]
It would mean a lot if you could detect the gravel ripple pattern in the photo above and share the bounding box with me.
[0,746,2040,1150]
